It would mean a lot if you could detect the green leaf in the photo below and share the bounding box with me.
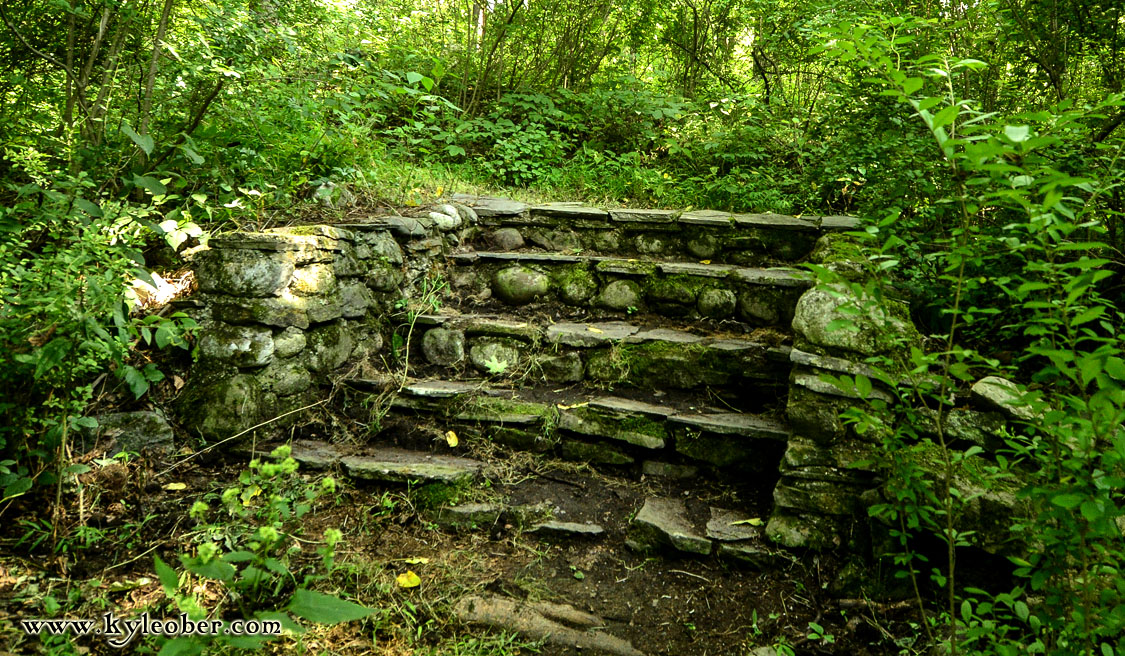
[158,637,203,656]
[133,174,167,196]
[154,555,180,596]
[180,145,204,164]
[406,71,424,85]
[121,123,154,155]
[186,558,236,581]
[855,375,872,398]
[1072,306,1105,326]
[1080,500,1102,523]
[221,550,257,563]
[287,589,376,624]
[1051,493,1083,509]
[1004,125,1030,143]
[256,611,305,635]
[2,477,33,501]
[74,198,103,217]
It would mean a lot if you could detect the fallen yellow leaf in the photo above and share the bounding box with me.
[444,430,459,447]
[700,260,712,265]
[162,482,187,491]
[396,570,421,588]
[435,185,444,197]
[402,557,430,565]
[556,402,589,410]
[586,326,604,334]
[730,518,764,527]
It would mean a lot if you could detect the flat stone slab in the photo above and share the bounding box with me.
[789,348,877,377]
[455,317,541,340]
[707,507,762,542]
[641,461,698,479]
[453,251,583,264]
[733,213,817,231]
[658,261,734,278]
[971,376,1037,421]
[679,209,733,226]
[529,521,606,538]
[594,258,656,275]
[718,543,789,570]
[285,441,347,470]
[589,397,674,418]
[403,380,480,398]
[792,372,894,402]
[342,448,481,484]
[609,209,678,223]
[631,327,703,344]
[558,410,666,450]
[627,497,711,555]
[547,322,639,347]
[531,204,608,220]
[730,267,811,287]
[667,413,789,440]
[456,197,530,218]
[454,595,644,656]
[434,503,505,529]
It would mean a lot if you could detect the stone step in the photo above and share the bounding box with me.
[454,195,859,266]
[407,314,791,395]
[358,379,790,469]
[258,440,483,485]
[626,497,788,568]
[447,252,811,327]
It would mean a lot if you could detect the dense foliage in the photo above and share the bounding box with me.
[2,0,1125,654]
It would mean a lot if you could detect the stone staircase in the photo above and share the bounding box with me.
[178,198,867,553]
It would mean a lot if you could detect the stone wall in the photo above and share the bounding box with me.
[175,205,475,441]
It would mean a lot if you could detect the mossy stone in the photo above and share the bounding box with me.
[560,440,635,465]
[423,328,466,366]
[540,352,584,383]
[698,288,737,318]
[591,230,621,252]
[289,263,337,296]
[273,326,307,358]
[686,232,719,259]
[554,266,599,305]
[259,361,313,396]
[491,228,525,251]
[597,280,642,311]
[634,233,669,254]
[195,249,295,297]
[469,340,521,375]
[737,289,781,325]
[199,322,275,368]
[492,266,550,305]
[184,374,269,442]
[304,322,355,373]
[792,284,920,357]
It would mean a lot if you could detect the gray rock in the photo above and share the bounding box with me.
[384,216,427,238]
[258,361,312,396]
[490,228,525,251]
[706,508,760,544]
[402,380,478,398]
[469,341,521,375]
[698,288,737,318]
[85,411,174,456]
[289,264,337,296]
[597,280,642,311]
[765,511,844,550]
[527,227,582,252]
[560,440,635,465]
[342,448,482,484]
[182,373,268,441]
[626,497,711,555]
[680,209,732,226]
[434,503,504,530]
[556,267,599,305]
[337,281,373,318]
[591,230,621,252]
[737,289,780,325]
[450,202,479,224]
[633,233,668,254]
[547,321,639,347]
[540,353,584,382]
[273,326,307,358]
[453,595,644,656]
[686,233,719,259]
[792,284,918,357]
[558,407,666,449]
[304,322,355,373]
[492,267,550,305]
[422,328,466,366]
[529,521,605,538]
[195,248,295,297]
[609,209,677,223]
[971,376,1037,421]
[719,543,788,571]
[428,210,462,231]
[659,261,733,278]
[462,197,530,218]
[210,294,311,329]
[199,323,275,368]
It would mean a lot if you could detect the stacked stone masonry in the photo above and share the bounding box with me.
[178,196,1035,574]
